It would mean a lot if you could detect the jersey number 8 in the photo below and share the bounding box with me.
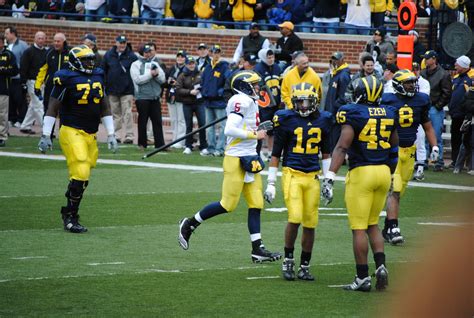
[398,105,413,127]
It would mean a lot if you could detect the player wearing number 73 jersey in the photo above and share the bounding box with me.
[380,69,439,245]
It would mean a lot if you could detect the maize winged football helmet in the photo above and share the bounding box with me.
[392,69,417,97]
[68,45,96,74]
[291,82,319,117]
[353,75,384,105]
[231,70,261,100]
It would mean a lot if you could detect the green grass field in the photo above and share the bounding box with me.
[0,136,472,317]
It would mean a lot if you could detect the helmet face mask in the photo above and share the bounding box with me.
[353,75,383,105]
[392,69,418,97]
[69,45,96,74]
[231,71,262,100]
[291,83,318,117]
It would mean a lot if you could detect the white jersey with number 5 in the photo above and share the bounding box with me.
[225,93,260,157]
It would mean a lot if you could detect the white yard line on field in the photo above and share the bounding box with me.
[87,262,126,266]
[11,256,48,260]
[246,276,279,280]
[418,222,472,227]
[1,151,473,192]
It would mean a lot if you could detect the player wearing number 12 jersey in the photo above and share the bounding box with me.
[380,70,439,245]
[178,70,281,263]
[322,75,398,292]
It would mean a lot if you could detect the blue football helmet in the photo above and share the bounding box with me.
[230,70,261,100]
[68,45,96,74]
[353,75,384,105]
[291,82,319,117]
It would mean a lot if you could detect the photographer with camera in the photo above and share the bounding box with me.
[130,43,166,150]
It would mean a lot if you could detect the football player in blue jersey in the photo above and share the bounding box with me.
[264,83,332,281]
[380,70,439,245]
[178,70,281,263]
[38,45,118,233]
[322,75,398,292]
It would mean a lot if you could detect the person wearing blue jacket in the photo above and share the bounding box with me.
[200,44,230,157]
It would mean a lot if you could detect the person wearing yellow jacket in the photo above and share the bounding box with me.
[281,53,322,109]
[229,0,255,28]
[370,0,393,28]
[195,0,214,28]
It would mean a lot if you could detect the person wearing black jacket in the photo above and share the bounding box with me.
[0,34,19,147]
[19,31,47,134]
[274,21,304,71]
[171,0,196,26]
[34,32,69,113]
[102,35,138,144]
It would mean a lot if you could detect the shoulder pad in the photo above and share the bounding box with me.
[273,109,293,127]
[52,69,72,86]
[93,67,104,76]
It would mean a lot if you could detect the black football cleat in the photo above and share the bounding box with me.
[343,276,372,292]
[383,227,404,245]
[251,245,282,263]
[178,218,195,250]
[282,258,296,281]
[61,207,87,233]
[375,265,389,291]
[297,265,315,281]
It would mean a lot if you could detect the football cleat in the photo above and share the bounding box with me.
[61,207,87,233]
[383,227,404,245]
[178,218,195,250]
[297,265,315,281]
[413,169,424,181]
[282,258,296,281]
[374,264,389,291]
[251,245,282,263]
[343,276,372,292]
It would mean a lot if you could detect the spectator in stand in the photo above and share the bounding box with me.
[312,0,341,34]
[229,0,255,29]
[254,0,272,30]
[19,31,47,135]
[325,51,351,151]
[176,56,208,154]
[274,21,303,71]
[196,43,211,72]
[194,0,214,28]
[83,0,107,21]
[166,50,188,149]
[74,2,86,20]
[130,43,166,150]
[82,33,102,66]
[0,34,19,147]
[102,35,137,144]
[0,0,12,17]
[141,0,165,25]
[290,0,312,32]
[4,26,28,129]
[171,0,195,26]
[232,23,271,66]
[210,0,232,26]
[342,0,371,35]
[11,0,27,18]
[266,0,292,28]
[35,32,69,116]
[409,30,426,64]
[108,0,133,23]
[281,52,322,109]
[366,27,395,65]
[448,55,472,169]
[420,50,451,171]
[370,0,393,28]
[346,53,382,103]
[200,44,230,157]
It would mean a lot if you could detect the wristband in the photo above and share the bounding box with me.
[101,115,115,136]
[322,158,331,177]
[42,116,56,136]
[246,130,257,139]
[267,166,278,184]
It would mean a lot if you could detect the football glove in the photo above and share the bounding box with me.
[321,178,334,206]
[264,183,276,204]
[38,135,52,153]
[107,135,118,153]
[257,120,273,132]
[429,145,439,162]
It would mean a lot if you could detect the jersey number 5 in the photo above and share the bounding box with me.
[359,118,394,149]
[293,127,321,154]
[76,82,104,105]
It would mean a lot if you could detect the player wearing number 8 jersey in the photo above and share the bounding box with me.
[322,75,398,292]
[380,69,439,245]
[37,45,118,233]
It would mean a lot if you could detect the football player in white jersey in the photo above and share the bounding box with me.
[178,70,281,263]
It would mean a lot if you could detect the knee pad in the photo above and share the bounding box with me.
[65,179,88,202]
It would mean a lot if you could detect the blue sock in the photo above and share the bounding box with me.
[248,208,261,235]
[199,202,227,221]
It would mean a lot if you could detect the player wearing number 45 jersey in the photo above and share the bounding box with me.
[264,83,332,282]
[38,45,118,233]
[322,75,398,292]
[178,70,281,263]
[381,70,439,245]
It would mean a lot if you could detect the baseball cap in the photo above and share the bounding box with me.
[177,50,187,57]
[278,21,294,31]
[186,56,196,64]
[244,53,258,65]
[250,22,259,29]
[198,43,207,49]
[331,51,344,60]
[116,35,127,43]
[210,44,222,53]
[374,27,386,37]
[423,50,438,59]
[142,44,153,53]
[408,30,419,38]
[456,55,471,68]
[83,33,96,45]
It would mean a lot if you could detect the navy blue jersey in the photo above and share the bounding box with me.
[51,68,105,134]
[381,92,430,147]
[272,109,332,173]
[336,103,397,170]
